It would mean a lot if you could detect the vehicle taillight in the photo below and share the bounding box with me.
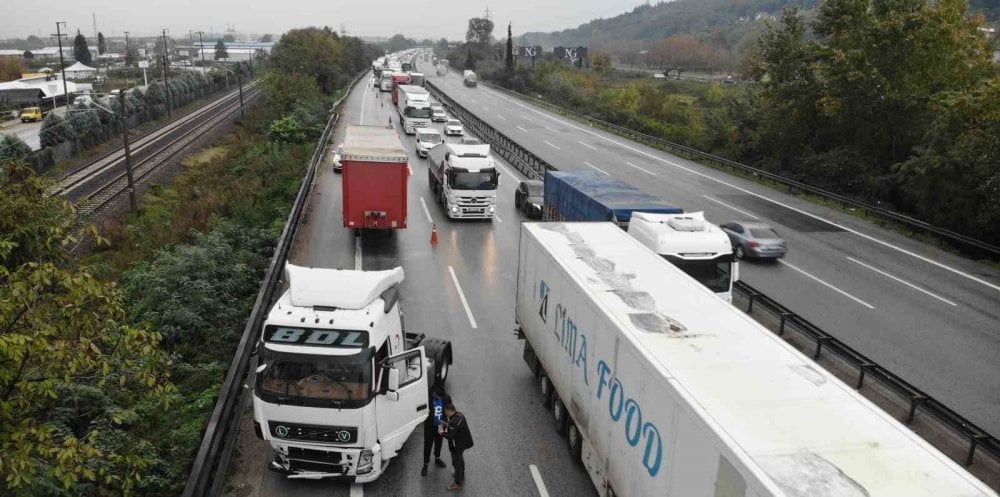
[750,241,760,248]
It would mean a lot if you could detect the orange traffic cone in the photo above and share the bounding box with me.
[431,223,439,245]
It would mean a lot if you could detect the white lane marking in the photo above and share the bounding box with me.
[545,126,558,133]
[583,161,610,175]
[778,260,875,310]
[359,84,368,125]
[544,140,561,151]
[482,105,490,111]
[625,161,656,176]
[470,98,479,104]
[448,266,478,329]
[481,85,1000,294]
[846,257,958,306]
[407,164,413,176]
[497,114,507,121]
[354,236,362,270]
[516,125,529,133]
[522,115,533,121]
[529,465,550,497]
[494,213,503,223]
[419,197,434,223]
[703,195,759,219]
[577,140,597,151]
[350,484,363,497]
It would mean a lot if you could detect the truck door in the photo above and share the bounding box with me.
[376,347,429,459]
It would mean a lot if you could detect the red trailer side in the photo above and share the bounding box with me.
[341,126,409,230]
[391,73,411,105]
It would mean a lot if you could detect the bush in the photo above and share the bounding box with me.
[0,134,32,163]
[268,115,307,144]
[145,81,166,105]
[69,108,101,135]
[39,113,76,147]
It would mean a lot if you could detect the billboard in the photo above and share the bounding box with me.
[517,45,543,58]
[554,46,588,61]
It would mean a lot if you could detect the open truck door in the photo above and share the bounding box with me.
[376,347,429,459]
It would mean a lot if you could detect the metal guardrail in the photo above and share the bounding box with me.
[181,71,366,497]
[471,78,1000,258]
[733,280,1000,470]
[425,80,553,181]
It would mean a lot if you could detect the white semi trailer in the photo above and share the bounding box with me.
[515,222,996,497]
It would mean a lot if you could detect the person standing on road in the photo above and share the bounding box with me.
[442,402,473,491]
[422,384,450,477]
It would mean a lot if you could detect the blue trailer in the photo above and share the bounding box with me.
[542,171,682,228]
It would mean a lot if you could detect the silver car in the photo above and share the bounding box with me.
[720,221,787,259]
[444,119,464,136]
[431,105,447,122]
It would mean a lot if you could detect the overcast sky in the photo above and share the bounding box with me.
[1,0,642,41]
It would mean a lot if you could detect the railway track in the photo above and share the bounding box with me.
[48,81,260,216]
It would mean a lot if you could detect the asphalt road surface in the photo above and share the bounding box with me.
[229,75,599,497]
[425,72,1000,437]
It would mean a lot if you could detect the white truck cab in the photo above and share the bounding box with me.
[627,211,737,301]
[427,143,499,219]
[253,264,452,482]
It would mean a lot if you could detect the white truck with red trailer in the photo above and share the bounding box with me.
[516,222,996,497]
[253,264,453,482]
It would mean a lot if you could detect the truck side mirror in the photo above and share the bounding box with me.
[387,368,400,392]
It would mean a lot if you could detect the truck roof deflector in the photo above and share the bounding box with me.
[285,263,405,310]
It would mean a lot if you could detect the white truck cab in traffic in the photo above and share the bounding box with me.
[627,211,737,301]
[253,264,452,482]
[427,142,498,219]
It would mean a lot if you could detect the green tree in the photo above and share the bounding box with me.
[223,34,235,42]
[97,32,107,55]
[466,17,494,45]
[465,46,475,70]
[268,115,307,144]
[0,134,31,163]
[73,31,92,64]
[591,51,612,73]
[0,58,26,81]
[39,113,76,148]
[0,162,173,493]
[22,50,33,60]
[214,39,228,60]
[261,33,273,43]
[505,23,514,74]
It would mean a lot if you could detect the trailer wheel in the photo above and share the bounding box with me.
[567,422,583,464]
[538,372,553,407]
[552,395,568,435]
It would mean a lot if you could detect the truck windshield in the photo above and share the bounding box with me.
[406,107,432,119]
[256,348,374,408]
[450,171,498,190]
[668,258,732,294]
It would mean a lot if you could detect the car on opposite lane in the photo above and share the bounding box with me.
[720,221,787,260]
[415,129,443,158]
[515,180,544,219]
[444,119,464,136]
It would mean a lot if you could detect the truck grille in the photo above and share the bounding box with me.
[290,459,347,474]
[269,421,357,444]
[288,446,343,464]
[457,196,490,206]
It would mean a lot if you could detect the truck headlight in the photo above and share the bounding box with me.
[357,449,374,474]
[487,205,495,213]
[450,205,460,214]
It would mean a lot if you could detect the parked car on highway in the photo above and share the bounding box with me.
[431,105,447,122]
[19,107,43,123]
[332,144,344,173]
[515,180,544,219]
[444,119,464,136]
[720,221,787,259]
[415,129,443,158]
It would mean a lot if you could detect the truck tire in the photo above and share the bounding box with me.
[538,372,553,408]
[420,337,453,385]
[552,394,568,435]
[567,422,583,464]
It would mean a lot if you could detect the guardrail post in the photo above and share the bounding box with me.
[855,363,875,389]
[746,293,757,313]
[778,311,793,336]
[814,335,831,360]
[966,434,989,466]
[906,394,927,424]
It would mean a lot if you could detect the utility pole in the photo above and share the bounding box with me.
[236,63,244,118]
[162,28,172,118]
[121,34,137,210]
[198,31,207,67]
[52,22,69,111]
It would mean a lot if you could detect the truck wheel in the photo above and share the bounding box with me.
[567,422,583,464]
[538,372,553,408]
[552,395,568,435]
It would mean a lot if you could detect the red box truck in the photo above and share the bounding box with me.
[341,125,409,230]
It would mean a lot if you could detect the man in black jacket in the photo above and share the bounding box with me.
[442,402,473,491]
[421,384,450,476]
